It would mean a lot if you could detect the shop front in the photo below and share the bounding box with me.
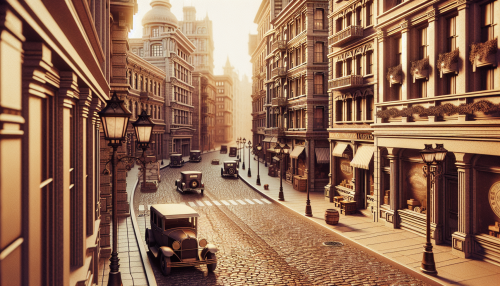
[171,127,194,157]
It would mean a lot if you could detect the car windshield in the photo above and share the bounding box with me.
[164,218,193,229]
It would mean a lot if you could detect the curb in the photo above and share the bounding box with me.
[238,172,444,286]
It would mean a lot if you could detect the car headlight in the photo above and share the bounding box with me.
[199,239,207,248]
[172,241,181,250]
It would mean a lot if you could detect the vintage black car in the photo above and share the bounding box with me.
[220,145,227,154]
[170,153,184,167]
[229,147,237,157]
[221,161,239,178]
[189,150,202,162]
[175,171,204,194]
[145,204,218,276]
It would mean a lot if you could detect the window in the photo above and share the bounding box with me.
[346,99,353,121]
[302,44,306,64]
[356,8,362,26]
[346,58,353,75]
[152,45,162,57]
[419,27,428,58]
[356,98,363,121]
[366,52,373,74]
[314,107,324,129]
[356,55,362,75]
[447,16,457,52]
[366,2,373,26]
[395,37,402,65]
[336,18,343,32]
[314,73,324,94]
[314,42,324,62]
[445,74,456,95]
[336,100,343,121]
[314,9,324,29]
[480,68,495,90]
[346,12,352,27]
[152,27,159,37]
[336,61,343,78]
[366,96,373,120]
[417,80,427,98]
[481,2,495,42]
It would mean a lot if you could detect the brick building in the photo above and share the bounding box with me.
[214,75,234,143]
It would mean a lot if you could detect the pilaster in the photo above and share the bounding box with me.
[456,2,471,93]
[452,152,473,258]
[427,10,438,98]
[386,148,400,228]
[376,29,386,106]
[401,20,410,101]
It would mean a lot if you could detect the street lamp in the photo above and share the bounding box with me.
[242,138,246,170]
[247,140,252,177]
[254,143,263,185]
[99,92,155,286]
[273,142,290,201]
[236,138,240,159]
[419,143,447,275]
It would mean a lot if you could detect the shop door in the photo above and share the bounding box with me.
[182,144,189,157]
[444,176,459,244]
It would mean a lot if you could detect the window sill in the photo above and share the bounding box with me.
[364,74,374,78]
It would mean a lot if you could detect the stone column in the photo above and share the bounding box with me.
[427,10,438,98]
[325,139,335,202]
[452,152,473,258]
[401,21,410,101]
[456,2,471,93]
[386,148,400,228]
[376,29,387,106]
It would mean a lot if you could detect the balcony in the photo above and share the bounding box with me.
[329,75,364,90]
[269,127,286,137]
[271,67,287,79]
[271,97,287,107]
[329,26,363,47]
[271,40,286,52]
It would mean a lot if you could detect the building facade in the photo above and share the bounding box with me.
[214,75,234,143]
[130,0,196,157]
[326,0,500,265]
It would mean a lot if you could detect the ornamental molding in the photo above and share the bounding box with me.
[336,43,374,61]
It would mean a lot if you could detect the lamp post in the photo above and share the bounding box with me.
[247,140,252,177]
[305,168,312,217]
[236,138,240,159]
[274,142,290,201]
[254,143,263,185]
[242,138,246,170]
[99,92,155,286]
[419,143,447,275]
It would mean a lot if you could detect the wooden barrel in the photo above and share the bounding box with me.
[325,209,339,225]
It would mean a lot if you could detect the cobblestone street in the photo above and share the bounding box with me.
[133,152,426,285]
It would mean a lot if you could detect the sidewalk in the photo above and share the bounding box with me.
[239,157,500,286]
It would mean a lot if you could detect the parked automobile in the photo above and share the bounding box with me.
[145,204,218,276]
[189,150,202,162]
[175,171,204,194]
[170,153,184,167]
[220,145,227,154]
[229,147,237,157]
[221,161,239,178]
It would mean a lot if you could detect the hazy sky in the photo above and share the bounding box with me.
[129,0,261,80]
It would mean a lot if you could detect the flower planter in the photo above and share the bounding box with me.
[473,53,497,72]
[389,75,401,87]
[412,69,428,83]
[440,62,458,78]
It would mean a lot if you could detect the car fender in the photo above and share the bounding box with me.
[206,244,218,254]
[160,246,175,257]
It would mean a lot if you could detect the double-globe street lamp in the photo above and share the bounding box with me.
[236,138,240,159]
[247,140,252,177]
[419,143,447,275]
[99,92,156,286]
[253,143,263,185]
[241,137,246,170]
[273,142,290,201]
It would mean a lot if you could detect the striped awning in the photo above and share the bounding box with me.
[290,146,305,159]
[332,142,349,157]
[350,145,375,170]
[315,148,330,164]
[263,136,273,142]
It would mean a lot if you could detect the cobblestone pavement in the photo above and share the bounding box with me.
[133,152,427,286]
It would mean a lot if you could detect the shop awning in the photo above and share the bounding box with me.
[270,137,278,143]
[290,146,305,159]
[263,136,273,142]
[350,145,375,170]
[315,148,330,164]
[332,142,349,157]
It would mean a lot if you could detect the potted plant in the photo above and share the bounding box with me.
[410,58,429,83]
[470,38,497,72]
[386,64,402,87]
[437,48,459,78]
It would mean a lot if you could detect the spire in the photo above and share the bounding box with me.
[225,56,231,67]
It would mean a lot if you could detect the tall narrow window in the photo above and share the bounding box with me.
[447,16,457,52]
[336,100,343,121]
[302,44,306,63]
[480,68,495,90]
[481,2,494,42]
[314,9,324,29]
[336,61,343,78]
[356,98,363,121]
[395,37,402,65]
[356,55,362,75]
[419,27,428,58]
[346,12,352,27]
[366,96,373,120]
[445,74,456,94]
[366,2,373,26]
[314,42,324,62]
[356,8,362,26]
[336,18,343,32]
[152,27,159,37]
[346,99,353,121]
[346,58,353,75]
[314,73,324,94]
[314,106,324,129]
[366,51,373,74]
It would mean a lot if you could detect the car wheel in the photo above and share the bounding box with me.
[221,168,223,176]
[228,168,235,175]
[206,252,217,272]
[160,253,171,276]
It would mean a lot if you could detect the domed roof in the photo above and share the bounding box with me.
[142,0,178,28]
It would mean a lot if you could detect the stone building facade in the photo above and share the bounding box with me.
[130,0,196,157]
[214,75,234,143]
[326,0,500,265]
[251,0,330,192]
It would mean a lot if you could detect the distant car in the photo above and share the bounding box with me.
[189,150,202,162]
[229,147,237,157]
[220,145,227,154]
[145,204,218,276]
[175,171,204,194]
[170,153,184,167]
[221,161,239,178]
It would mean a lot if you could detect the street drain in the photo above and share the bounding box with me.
[323,241,344,247]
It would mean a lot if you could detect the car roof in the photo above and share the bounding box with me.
[224,161,237,164]
[152,204,199,218]
[181,171,202,175]
[190,150,201,152]
[170,153,182,156]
